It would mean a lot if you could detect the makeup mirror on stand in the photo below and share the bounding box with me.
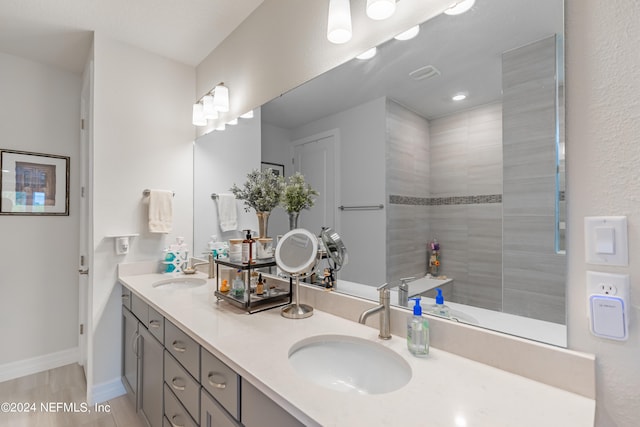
[276,228,319,319]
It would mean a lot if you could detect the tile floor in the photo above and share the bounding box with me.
[0,364,146,427]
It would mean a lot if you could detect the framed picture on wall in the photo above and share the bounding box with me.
[261,161,285,177]
[0,149,70,216]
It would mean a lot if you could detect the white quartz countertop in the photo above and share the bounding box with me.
[118,270,594,427]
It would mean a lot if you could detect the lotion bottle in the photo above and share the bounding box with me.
[241,229,254,264]
[407,297,429,356]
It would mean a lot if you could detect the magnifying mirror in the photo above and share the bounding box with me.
[275,228,319,319]
[319,227,348,289]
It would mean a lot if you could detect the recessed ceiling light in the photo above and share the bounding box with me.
[394,25,420,41]
[452,93,467,101]
[444,0,476,16]
[356,47,377,60]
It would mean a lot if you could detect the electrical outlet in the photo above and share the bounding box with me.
[586,271,629,317]
[599,283,617,295]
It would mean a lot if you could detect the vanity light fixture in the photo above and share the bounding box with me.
[444,0,476,15]
[394,25,420,41]
[452,93,467,101]
[202,95,218,120]
[213,83,230,112]
[215,123,226,131]
[192,103,206,126]
[356,47,377,60]
[366,0,396,20]
[240,110,254,119]
[227,118,238,125]
[327,0,352,44]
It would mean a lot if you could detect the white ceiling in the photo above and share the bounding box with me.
[0,0,264,72]
[262,0,563,128]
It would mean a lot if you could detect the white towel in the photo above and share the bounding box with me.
[148,189,173,233]
[217,193,238,232]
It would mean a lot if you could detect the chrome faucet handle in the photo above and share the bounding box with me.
[400,276,416,285]
[376,282,392,291]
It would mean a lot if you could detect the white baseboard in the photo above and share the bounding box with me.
[0,347,80,383]
[89,377,126,405]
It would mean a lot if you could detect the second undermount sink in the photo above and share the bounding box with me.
[288,335,411,395]
[152,277,206,290]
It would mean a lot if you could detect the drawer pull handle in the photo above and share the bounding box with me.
[207,372,226,389]
[170,415,185,427]
[149,320,161,329]
[172,340,187,353]
[171,377,186,391]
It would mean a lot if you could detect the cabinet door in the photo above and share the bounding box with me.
[201,388,240,427]
[140,326,164,427]
[122,307,139,398]
[241,378,304,427]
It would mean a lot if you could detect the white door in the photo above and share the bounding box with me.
[292,131,338,235]
[78,61,92,374]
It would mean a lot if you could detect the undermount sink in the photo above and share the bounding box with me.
[152,277,206,290]
[288,335,411,395]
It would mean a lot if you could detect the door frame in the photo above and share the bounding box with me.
[290,129,341,234]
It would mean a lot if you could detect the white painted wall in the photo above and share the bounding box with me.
[193,109,261,254]
[263,97,387,285]
[261,121,293,236]
[198,0,640,424]
[90,34,195,398]
[0,53,81,372]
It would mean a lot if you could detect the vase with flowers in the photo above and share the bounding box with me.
[281,172,319,230]
[230,169,284,238]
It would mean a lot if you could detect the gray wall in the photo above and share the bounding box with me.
[502,35,566,324]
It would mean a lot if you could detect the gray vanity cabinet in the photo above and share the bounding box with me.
[122,296,164,427]
[240,379,304,427]
[139,325,164,427]
[122,306,139,397]
[201,388,240,427]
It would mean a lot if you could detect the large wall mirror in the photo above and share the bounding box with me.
[195,0,566,346]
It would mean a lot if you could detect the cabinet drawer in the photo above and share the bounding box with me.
[201,348,240,421]
[201,388,241,427]
[164,384,197,427]
[165,320,200,379]
[121,286,131,310]
[131,293,149,326]
[164,350,199,423]
[148,307,164,343]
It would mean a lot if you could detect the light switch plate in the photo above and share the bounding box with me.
[584,216,628,266]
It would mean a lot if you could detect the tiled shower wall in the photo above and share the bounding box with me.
[502,35,566,324]
[385,36,565,323]
[427,103,504,310]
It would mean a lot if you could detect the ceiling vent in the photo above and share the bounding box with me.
[409,65,441,81]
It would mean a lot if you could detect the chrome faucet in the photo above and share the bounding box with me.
[358,283,394,340]
[398,276,416,307]
[191,253,215,279]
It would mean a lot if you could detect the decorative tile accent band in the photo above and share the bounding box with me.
[389,194,503,206]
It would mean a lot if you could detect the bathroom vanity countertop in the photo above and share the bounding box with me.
[118,270,594,427]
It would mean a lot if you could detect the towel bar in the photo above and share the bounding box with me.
[142,189,174,197]
[211,193,219,200]
[338,204,384,211]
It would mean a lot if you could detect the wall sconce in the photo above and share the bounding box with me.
[327,0,352,44]
[366,0,396,20]
[192,82,230,126]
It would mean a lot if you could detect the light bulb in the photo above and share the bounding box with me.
[366,0,396,20]
[356,47,377,60]
[444,0,475,16]
[213,84,229,112]
[327,0,352,44]
[192,103,206,126]
[394,25,420,41]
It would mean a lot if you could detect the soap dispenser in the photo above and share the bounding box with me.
[431,288,450,318]
[407,297,429,356]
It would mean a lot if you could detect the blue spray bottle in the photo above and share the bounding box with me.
[407,297,429,356]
